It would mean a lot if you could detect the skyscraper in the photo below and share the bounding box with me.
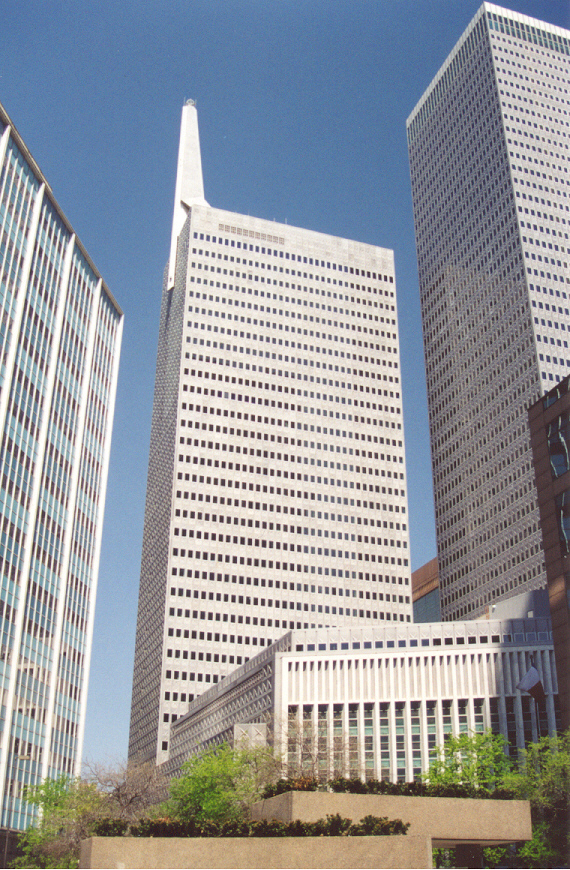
[0,101,123,833]
[407,4,570,621]
[129,102,412,765]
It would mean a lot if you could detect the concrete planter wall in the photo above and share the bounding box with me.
[80,834,431,869]
[80,793,532,869]
[252,791,533,848]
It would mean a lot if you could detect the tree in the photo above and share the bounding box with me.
[277,710,350,782]
[12,760,166,869]
[168,740,283,823]
[82,758,167,821]
[422,729,512,792]
[12,776,106,869]
[424,728,570,869]
[501,730,570,869]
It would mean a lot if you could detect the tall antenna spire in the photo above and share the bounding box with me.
[168,100,209,289]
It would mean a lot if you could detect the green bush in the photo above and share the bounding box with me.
[130,818,192,838]
[97,812,408,839]
[90,819,128,837]
[168,741,283,823]
[325,776,514,799]
[247,819,289,838]
[261,775,319,798]
[347,815,410,836]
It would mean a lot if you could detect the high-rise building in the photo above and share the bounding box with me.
[0,101,123,833]
[528,375,570,732]
[129,101,412,765]
[407,4,570,621]
[411,557,440,623]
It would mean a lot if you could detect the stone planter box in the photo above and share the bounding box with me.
[252,791,532,848]
[80,793,532,869]
[80,834,431,869]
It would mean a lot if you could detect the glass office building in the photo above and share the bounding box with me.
[0,101,123,832]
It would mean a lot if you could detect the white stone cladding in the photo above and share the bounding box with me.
[168,618,558,783]
[129,105,413,765]
[407,4,570,621]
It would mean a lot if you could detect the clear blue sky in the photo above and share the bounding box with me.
[2,0,568,765]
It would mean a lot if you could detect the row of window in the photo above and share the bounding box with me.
[182,386,400,411]
[169,544,408,570]
[171,529,405,550]
[173,472,405,499]
[165,610,408,631]
[179,413,402,446]
[178,402,400,435]
[169,584,407,604]
[188,272,397,307]
[194,232,395,285]
[186,330,395,363]
[179,436,401,462]
[173,511,405,531]
[166,570,409,588]
[186,360,399,386]
[176,456,401,482]
[186,303,394,341]
[188,291,394,316]
[165,597,400,627]
[189,346,400,374]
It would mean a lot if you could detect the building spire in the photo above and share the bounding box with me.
[168,100,208,288]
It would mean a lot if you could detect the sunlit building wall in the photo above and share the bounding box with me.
[168,619,559,782]
[0,101,123,830]
[129,102,412,766]
[407,4,570,620]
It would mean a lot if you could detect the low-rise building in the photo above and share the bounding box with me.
[167,618,558,782]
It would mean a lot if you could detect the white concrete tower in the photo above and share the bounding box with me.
[129,102,412,765]
[168,100,209,290]
[407,4,570,620]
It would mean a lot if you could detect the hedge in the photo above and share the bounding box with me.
[90,813,409,839]
[261,776,515,801]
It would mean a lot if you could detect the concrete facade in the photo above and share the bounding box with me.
[167,618,558,783]
[0,102,123,831]
[129,102,413,766]
[80,834,431,870]
[80,792,532,869]
[407,5,570,621]
[251,791,532,849]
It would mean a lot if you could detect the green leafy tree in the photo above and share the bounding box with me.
[168,741,283,823]
[422,729,512,792]
[501,730,570,868]
[12,776,106,869]
[424,728,570,869]
[11,760,166,869]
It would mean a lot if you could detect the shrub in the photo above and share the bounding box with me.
[96,812,408,839]
[261,776,319,798]
[130,818,192,838]
[169,741,283,823]
[90,818,129,837]
[347,815,410,836]
[325,776,514,799]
